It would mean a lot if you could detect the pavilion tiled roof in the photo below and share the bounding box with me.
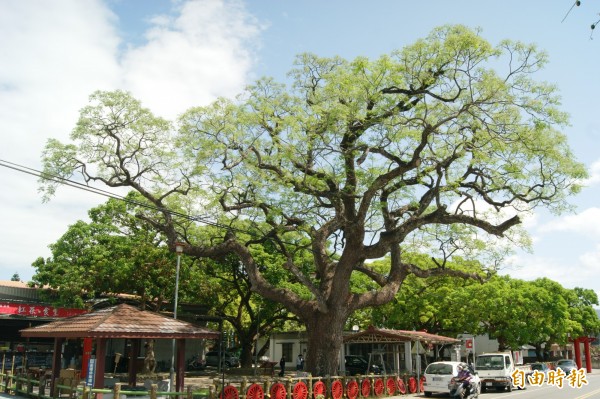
[20,303,220,340]
[343,325,459,344]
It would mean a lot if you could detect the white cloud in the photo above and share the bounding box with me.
[578,244,600,274]
[538,207,600,235]
[580,159,600,187]
[0,0,262,281]
[121,0,262,119]
[502,253,600,300]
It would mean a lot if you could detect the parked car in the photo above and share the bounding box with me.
[555,359,577,375]
[344,355,381,375]
[204,351,240,368]
[423,361,480,397]
[526,362,550,382]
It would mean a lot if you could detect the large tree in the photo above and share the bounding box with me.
[40,25,586,375]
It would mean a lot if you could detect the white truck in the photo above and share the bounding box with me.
[475,352,516,393]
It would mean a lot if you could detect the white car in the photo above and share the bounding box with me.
[423,361,481,397]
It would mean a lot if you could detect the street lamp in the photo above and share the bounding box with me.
[254,306,261,376]
[170,242,185,392]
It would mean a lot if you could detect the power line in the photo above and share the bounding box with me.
[0,159,316,252]
[0,158,241,231]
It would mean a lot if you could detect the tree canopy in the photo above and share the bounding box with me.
[40,25,586,375]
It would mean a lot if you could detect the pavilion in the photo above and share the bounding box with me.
[20,303,220,394]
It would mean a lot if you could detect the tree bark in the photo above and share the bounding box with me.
[304,309,348,376]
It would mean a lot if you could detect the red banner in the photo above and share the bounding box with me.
[0,302,87,318]
[465,338,473,349]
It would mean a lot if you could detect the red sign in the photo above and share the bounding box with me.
[0,302,87,318]
[465,338,473,349]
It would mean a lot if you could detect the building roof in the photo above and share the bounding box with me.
[20,303,220,340]
[0,280,42,302]
[343,325,459,344]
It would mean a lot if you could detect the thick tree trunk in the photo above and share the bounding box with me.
[304,310,347,376]
[534,344,543,361]
[239,335,256,367]
[497,336,508,352]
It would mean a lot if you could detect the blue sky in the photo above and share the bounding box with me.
[1,0,599,302]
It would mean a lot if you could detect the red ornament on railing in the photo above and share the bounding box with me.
[313,381,326,399]
[385,377,396,395]
[361,379,371,397]
[246,384,264,399]
[220,385,239,399]
[346,380,359,399]
[293,381,308,399]
[374,378,384,396]
[270,383,287,399]
[396,378,407,395]
[408,377,417,394]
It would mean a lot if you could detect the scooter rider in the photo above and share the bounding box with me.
[456,364,473,397]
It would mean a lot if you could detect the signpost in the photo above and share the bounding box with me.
[85,358,96,388]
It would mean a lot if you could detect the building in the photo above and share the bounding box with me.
[268,326,459,374]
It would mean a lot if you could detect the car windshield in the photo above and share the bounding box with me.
[475,355,504,370]
[531,364,545,371]
[425,363,453,375]
[557,360,575,366]
[347,357,366,366]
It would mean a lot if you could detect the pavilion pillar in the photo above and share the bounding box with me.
[81,338,93,378]
[176,339,186,394]
[129,339,140,387]
[404,342,413,372]
[584,338,592,373]
[50,337,65,396]
[94,338,107,392]
[574,338,582,369]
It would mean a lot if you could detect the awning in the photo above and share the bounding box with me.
[343,325,459,344]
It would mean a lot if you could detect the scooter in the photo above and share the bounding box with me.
[187,354,206,370]
[449,379,478,399]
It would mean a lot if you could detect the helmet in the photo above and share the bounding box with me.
[457,364,464,371]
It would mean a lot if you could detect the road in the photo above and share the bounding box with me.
[412,370,600,398]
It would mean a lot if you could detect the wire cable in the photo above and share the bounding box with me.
[0,158,244,231]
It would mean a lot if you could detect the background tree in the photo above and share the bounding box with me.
[10,273,20,281]
[31,194,187,309]
[197,247,302,367]
[563,287,600,341]
[370,271,599,360]
[367,254,484,337]
[40,25,587,375]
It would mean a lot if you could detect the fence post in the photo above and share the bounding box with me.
[150,383,158,399]
[114,382,122,399]
[53,378,60,398]
[186,385,192,399]
[27,373,34,395]
[15,372,22,393]
[39,376,45,398]
[285,378,292,399]
[240,377,247,399]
